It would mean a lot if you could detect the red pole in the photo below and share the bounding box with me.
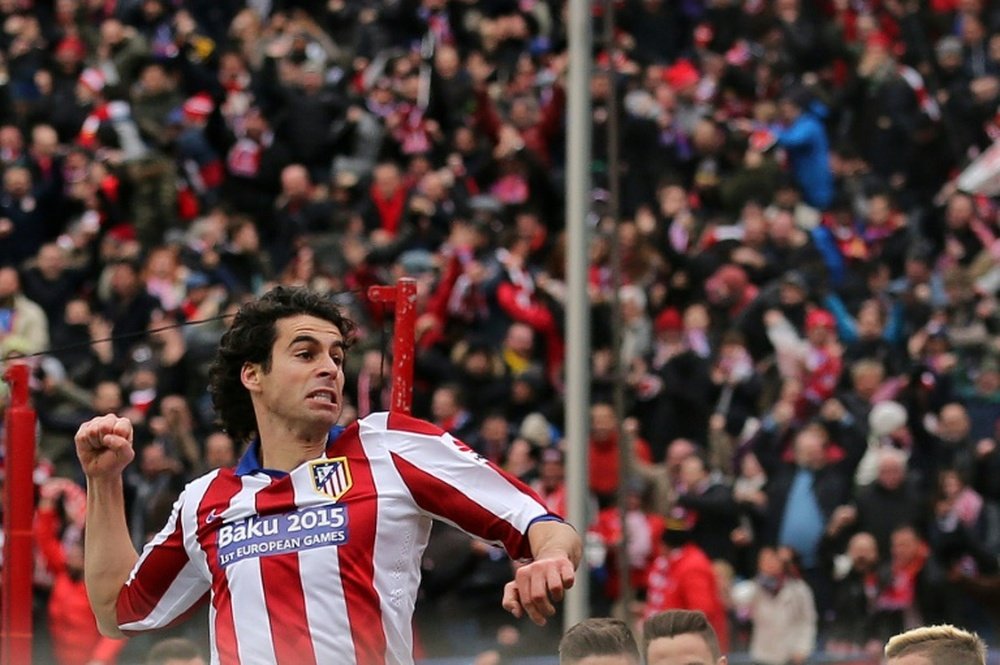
[367,278,417,414]
[2,362,35,665]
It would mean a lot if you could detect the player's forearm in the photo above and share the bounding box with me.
[527,520,582,568]
[84,476,139,638]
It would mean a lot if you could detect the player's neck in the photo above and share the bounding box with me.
[257,420,330,472]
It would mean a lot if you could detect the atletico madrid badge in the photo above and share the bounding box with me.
[309,457,353,502]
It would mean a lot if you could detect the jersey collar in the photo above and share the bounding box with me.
[236,425,346,478]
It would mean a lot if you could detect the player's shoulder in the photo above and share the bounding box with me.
[357,412,453,453]
[180,466,235,501]
[358,411,447,438]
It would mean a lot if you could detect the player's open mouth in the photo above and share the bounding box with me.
[307,390,337,404]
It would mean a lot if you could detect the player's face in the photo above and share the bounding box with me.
[647,634,724,665]
[250,315,346,433]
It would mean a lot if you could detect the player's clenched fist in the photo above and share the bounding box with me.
[75,414,135,479]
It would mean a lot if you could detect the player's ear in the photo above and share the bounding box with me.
[718,656,727,665]
[241,362,262,393]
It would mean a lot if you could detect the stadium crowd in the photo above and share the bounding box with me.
[4,0,1000,662]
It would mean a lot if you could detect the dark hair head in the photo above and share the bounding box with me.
[146,638,204,665]
[208,286,356,443]
[560,618,640,665]
[643,610,722,662]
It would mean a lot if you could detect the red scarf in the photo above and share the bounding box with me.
[370,184,407,236]
[878,547,928,610]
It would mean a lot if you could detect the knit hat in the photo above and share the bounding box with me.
[805,308,836,331]
[55,36,86,60]
[663,59,700,90]
[182,93,215,121]
[654,308,684,333]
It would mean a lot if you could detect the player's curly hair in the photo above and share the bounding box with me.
[208,287,356,444]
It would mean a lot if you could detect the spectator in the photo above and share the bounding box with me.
[269,164,333,272]
[825,531,884,656]
[531,447,567,518]
[755,419,861,613]
[731,451,768,576]
[35,479,126,665]
[588,402,652,504]
[204,430,237,470]
[124,439,185,548]
[853,449,924,556]
[20,243,85,335]
[871,526,939,648]
[0,165,47,267]
[915,403,977,487]
[222,106,292,226]
[635,306,713,452]
[216,216,272,296]
[673,453,739,562]
[589,477,664,605]
[773,88,834,209]
[644,519,730,654]
[765,307,843,418]
[470,411,514,464]
[98,258,161,367]
[430,382,476,442]
[742,546,817,665]
[0,265,49,356]
[361,162,412,241]
[707,329,761,467]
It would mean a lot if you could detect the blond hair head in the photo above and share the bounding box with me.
[884,624,986,665]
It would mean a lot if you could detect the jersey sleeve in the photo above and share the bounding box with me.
[116,487,210,634]
[374,413,559,559]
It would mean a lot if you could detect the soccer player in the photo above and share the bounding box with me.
[558,618,640,665]
[643,609,727,665]
[76,287,581,665]
[884,624,987,665]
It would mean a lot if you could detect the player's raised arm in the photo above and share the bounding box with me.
[75,414,139,637]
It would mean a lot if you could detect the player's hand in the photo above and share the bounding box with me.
[501,554,575,626]
[75,414,135,480]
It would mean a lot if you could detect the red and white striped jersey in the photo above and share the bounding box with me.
[115,412,557,665]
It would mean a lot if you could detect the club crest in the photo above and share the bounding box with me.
[309,457,353,501]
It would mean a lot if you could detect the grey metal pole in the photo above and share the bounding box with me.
[603,0,635,623]
[564,0,593,631]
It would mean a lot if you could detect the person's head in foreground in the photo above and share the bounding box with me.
[208,286,356,445]
[643,609,726,665]
[146,637,207,665]
[884,624,987,665]
[559,617,640,665]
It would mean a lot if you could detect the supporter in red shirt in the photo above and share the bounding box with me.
[588,402,652,502]
[644,519,730,654]
[589,478,665,601]
[35,480,125,665]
